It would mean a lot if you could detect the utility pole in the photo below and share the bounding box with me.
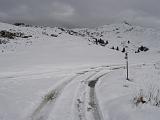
[125,52,129,80]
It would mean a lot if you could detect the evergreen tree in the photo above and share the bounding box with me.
[122,48,125,53]
[116,46,119,51]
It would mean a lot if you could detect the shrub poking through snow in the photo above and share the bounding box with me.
[138,46,149,52]
[44,91,58,101]
[133,86,160,107]
[0,39,9,44]
[0,30,24,39]
[111,46,115,50]
[51,34,58,37]
[14,23,25,26]
[133,89,147,106]
[135,46,149,53]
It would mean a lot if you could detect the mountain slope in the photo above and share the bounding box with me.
[73,22,160,53]
[0,22,160,120]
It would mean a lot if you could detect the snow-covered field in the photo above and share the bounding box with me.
[0,22,160,120]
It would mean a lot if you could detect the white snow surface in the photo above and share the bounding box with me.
[0,22,160,120]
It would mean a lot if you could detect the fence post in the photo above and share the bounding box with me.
[125,52,129,80]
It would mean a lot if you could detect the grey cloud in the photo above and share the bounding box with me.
[0,0,160,28]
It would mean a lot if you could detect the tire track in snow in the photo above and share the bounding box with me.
[87,66,125,120]
[30,74,79,120]
[29,65,121,120]
[74,71,99,120]
[87,73,108,120]
[29,67,106,120]
[74,67,111,120]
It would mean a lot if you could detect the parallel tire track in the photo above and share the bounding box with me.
[74,71,99,120]
[74,70,109,120]
[29,65,122,120]
[29,66,107,120]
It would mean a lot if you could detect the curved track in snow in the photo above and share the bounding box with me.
[88,73,108,120]
[30,74,80,120]
[29,65,123,120]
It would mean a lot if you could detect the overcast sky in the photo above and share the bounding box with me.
[0,0,160,28]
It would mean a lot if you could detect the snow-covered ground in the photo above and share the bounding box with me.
[0,22,160,120]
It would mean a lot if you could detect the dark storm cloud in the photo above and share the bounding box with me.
[0,0,160,28]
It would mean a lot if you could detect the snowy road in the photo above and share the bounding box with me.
[27,65,124,120]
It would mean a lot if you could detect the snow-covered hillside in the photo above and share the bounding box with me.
[0,21,160,120]
[73,21,160,53]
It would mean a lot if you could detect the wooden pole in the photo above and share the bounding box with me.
[125,52,129,80]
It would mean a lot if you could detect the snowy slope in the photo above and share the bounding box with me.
[0,21,160,120]
[73,22,160,53]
